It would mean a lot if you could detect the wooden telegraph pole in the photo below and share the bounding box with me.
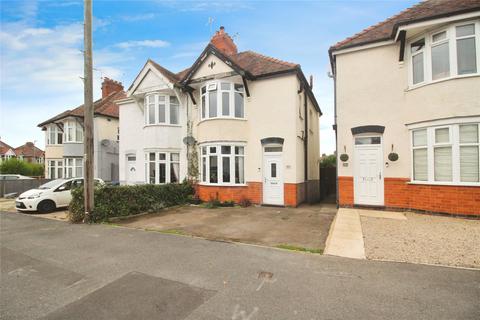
[83,0,94,222]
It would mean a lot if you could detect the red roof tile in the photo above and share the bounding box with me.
[330,0,480,51]
[14,142,44,158]
[0,140,16,156]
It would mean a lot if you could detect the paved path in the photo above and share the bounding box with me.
[1,212,479,320]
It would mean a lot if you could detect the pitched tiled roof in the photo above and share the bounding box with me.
[0,140,16,156]
[14,142,44,158]
[231,51,298,77]
[38,90,125,127]
[330,0,480,51]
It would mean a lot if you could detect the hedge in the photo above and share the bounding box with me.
[68,181,195,223]
[0,158,44,176]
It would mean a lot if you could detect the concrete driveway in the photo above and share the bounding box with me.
[117,203,337,252]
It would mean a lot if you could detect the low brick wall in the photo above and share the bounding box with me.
[338,176,480,216]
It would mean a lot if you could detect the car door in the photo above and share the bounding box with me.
[53,181,72,207]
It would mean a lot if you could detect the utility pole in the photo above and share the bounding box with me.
[83,0,94,223]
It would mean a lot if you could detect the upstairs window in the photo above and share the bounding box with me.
[63,120,83,143]
[200,81,244,120]
[144,94,180,125]
[46,125,63,145]
[408,20,479,87]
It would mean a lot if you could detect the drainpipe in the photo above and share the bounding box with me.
[304,89,308,204]
[328,60,339,208]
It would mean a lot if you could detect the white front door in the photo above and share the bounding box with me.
[126,155,136,184]
[354,137,384,206]
[263,154,284,205]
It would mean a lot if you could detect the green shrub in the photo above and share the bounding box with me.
[220,200,235,207]
[68,181,195,223]
[238,197,251,208]
[0,158,44,176]
[320,154,336,168]
[203,198,222,209]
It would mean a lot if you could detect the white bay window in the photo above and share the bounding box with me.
[47,160,63,179]
[64,158,83,178]
[144,94,180,125]
[46,125,63,145]
[408,20,479,87]
[411,123,480,185]
[144,151,180,184]
[200,81,244,120]
[63,120,83,143]
[200,144,245,185]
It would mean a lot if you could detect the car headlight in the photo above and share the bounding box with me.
[27,193,42,199]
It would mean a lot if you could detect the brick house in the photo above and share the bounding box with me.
[38,78,125,181]
[0,140,17,162]
[118,27,321,206]
[329,0,480,216]
[14,142,44,164]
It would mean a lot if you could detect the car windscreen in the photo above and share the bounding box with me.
[38,179,66,189]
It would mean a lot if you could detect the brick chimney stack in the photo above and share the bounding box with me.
[210,26,237,56]
[101,78,124,98]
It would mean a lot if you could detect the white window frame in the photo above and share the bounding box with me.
[407,19,480,88]
[63,120,83,143]
[144,94,180,126]
[199,143,246,186]
[64,157,83,178]
[410,122,480,186]
[47,159,63,179]
[46,125,63,145]
[144,151,181,184]
[200,80,245,121]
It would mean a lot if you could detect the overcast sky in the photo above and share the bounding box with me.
[0,0,418,153]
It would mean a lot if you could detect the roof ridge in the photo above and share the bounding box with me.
[331,0,428,49]
[239,50,299,67]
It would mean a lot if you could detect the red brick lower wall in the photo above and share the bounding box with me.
[196,182,307,207]
[338,176,480,216]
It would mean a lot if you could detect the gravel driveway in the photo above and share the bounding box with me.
[361,212,480,269]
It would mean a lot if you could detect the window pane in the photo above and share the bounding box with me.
[222,92,229,116]
[413,129,427,147]
[170,162,179,183]
[271,163,277,178]
[57,167,63,178]
[49,130,55,144]
[431,42,450,80]
[457,37,477,75]
[412,52,424,84]
[434,147,452,181]
[159,153,166,160]
[413,149,428,181]
[171,153,180,161]
[57,132,63,144]
[355,137,381,145]
[235,146,244,155]
[201,95,206,118]
[170,102,178,124]
[235,156,244,184]
[76,125,83,142]
[158,102,165,123]
[202,157,206,182]
[49,166,55,179]
[148,105,155,124]
[460,124,479,143]
[221,82,230,90]
[209,91,217,117]
[149,153,155,161]
[201,86,206,94]
[265,146,283,152]
[411,38,424,53]
[460,146,479,182]
[435,128,449,143]
[75,165,82,178]
[234,92,244,118]
[432,31,446,43]
[456,24,475,37]
[159,163,166,183]
[209,155,218,183]
[221,146,231,154]
[222,157,230,183]
[202,147,206,155]
[209,146,216,154]
[234,84,244,92]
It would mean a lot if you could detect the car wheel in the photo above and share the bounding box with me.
[38,200,56,213]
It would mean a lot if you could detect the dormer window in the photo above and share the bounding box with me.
[200,81,244,120]
[144,94,180,125]
[408,20,479,87]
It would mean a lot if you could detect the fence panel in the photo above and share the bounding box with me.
[0,179,53,197]
[319,167,336,201]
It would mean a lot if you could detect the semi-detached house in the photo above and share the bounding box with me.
[118,27,321,206]
[330,0,480,216]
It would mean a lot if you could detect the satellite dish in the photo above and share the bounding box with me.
[183,136,196,146]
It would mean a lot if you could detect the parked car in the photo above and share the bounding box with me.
[15,178,104,213]
[0,174,34,180]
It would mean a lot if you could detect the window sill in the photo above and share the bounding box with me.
[198,182,248,187]
[143,124,182,128]
[46,144,63,146]
[408,181,480,187]
[63,141,83,144]
[406,73,479,92]
[198,117,247,125]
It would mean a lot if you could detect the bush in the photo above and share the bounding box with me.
[220,200,235,207]
[68,181,195,223]
[0,158,44,176]
[320,154,336,168]
[238,197,251,208]
[204,198,222,209]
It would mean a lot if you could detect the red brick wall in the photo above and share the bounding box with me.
[196,182,305,207]
[338,176,480,216]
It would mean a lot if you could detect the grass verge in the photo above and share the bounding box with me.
[276,244,323,254]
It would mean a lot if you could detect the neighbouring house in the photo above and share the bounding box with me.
[329,0,480,216]
[0,140,17,162]
[117,27,321,206]
[14,142,45,164]
[38,78,125,181]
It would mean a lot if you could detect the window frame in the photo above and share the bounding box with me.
[63,157,83,178]
[47,159,63,179]
[200,80,245,121]
[63,120,83,143]
[199,143,246,186]
[410,122,480,186]
[144,94,181,126]
[46,125,63,145]
[407,19,480,89]
[144,151,181,184]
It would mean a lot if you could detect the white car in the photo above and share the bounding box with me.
[15,178,104,213]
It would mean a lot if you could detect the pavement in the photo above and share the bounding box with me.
[2,212,479,320]
[117,203,336,251]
